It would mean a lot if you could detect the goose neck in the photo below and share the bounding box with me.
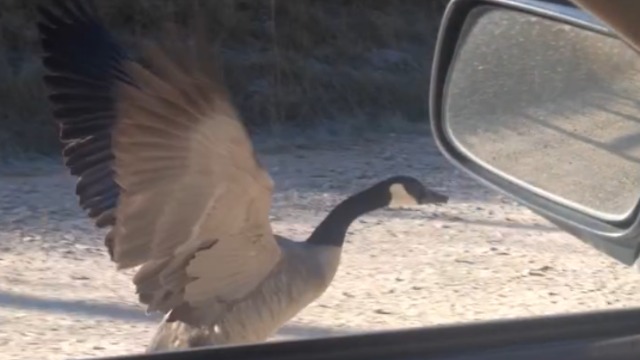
[306,185,388,247]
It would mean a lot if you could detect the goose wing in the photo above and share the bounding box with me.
[113,41,281,315]
[37,0,130,235]
[38,0,281,321]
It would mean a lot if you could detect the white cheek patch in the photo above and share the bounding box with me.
[388,183,418,208]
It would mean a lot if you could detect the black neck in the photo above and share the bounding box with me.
[306,184,389,247]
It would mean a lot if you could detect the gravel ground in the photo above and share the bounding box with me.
[1,133,639,360]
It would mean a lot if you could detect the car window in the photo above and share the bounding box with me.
[1,1,640,359]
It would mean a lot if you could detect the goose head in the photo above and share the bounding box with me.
[306,175,448,247]
[384,175,449,208]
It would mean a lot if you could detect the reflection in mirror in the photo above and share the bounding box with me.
[444,6,640,221]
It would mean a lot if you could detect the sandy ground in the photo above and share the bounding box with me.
[1,133,640,360]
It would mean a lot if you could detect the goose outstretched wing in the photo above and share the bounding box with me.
[38,0,130,233]
[38,0,281,322]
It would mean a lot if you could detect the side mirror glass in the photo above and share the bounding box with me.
[431,0,640,266]
[444,5,640,221]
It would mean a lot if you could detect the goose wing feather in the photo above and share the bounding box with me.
[114,47,281,314]
[38,0,281,322]
[37,0,130,236]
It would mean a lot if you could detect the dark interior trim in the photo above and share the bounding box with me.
[92,307,640,360]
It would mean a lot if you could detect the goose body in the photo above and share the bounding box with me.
[149,240,341,350]
[37,0,448,352]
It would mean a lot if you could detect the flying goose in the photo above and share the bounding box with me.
[37,0,449,352]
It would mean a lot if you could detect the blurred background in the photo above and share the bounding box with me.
[0,0,449,158]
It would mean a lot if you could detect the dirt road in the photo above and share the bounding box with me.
[1,133,639,360]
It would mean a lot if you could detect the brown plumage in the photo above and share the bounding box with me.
[37,0,449,352]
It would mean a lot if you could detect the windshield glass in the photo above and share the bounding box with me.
[1,1,640,359]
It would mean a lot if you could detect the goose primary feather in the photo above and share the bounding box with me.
[36,0,449,352]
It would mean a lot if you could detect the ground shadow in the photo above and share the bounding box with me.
[0,290,158,323]
[364,210,560,233]
[0,290,357,339]
[276,324,357,338]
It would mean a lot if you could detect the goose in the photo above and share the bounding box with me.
[36,0,449,352]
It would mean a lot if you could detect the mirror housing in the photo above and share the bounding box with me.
[430,0,640,266]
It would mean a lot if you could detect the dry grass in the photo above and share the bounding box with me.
[0,0,447,157]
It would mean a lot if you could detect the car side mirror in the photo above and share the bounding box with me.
[430,0,640,266]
